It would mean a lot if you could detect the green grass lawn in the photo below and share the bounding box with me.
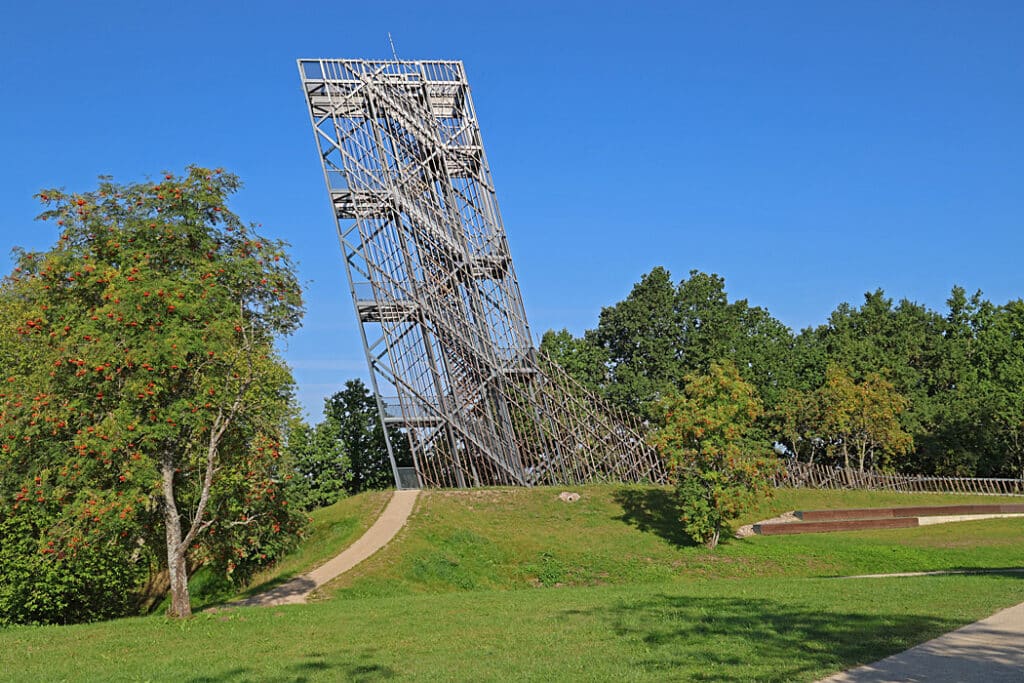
[235,489,391,597]
[2,574,1022,681]
[187,489,391,609]
[318,486,1024,599]
[2,484,1022,681]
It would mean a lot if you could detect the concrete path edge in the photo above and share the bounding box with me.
[816,600,1024,682]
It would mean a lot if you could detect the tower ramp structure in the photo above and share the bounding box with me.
[299,58,666,489]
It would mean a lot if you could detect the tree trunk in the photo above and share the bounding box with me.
[162,462,192,618]
[706,528,721,550]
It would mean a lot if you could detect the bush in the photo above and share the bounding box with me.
[0,507,148,625]
[652,361,778,548]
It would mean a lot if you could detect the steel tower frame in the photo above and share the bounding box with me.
[298,58,665,488]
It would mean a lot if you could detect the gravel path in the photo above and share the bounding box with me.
[735,510,798,538]
[231,489,419,607]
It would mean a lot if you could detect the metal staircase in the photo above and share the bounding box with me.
[299,58,666,488]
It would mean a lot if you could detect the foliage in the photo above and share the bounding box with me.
[539,329,608,394]
[325,380,410,493]
[586,267,683,417]
[673,271,797,408]
[288,379,411,509]
[813,290,944,433]
[0,501,148,626]
[650,362,778,549]
[284,417,346,510]
[818,365,913,472]
[973,299,1024,477]
[0,167,306,621]
[547,267,1024,479]
[770,387,825,464]
[559,267,797,421]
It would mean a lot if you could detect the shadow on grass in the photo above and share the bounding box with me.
[234,572,302,601]
[573,593,968,682]
[185,650,395,682]
[186,567,304,612]
[612,487,697,548]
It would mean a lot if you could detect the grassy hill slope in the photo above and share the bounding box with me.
[189,489,392,608]
[2,485,1022,681]
[318,485,1024,599]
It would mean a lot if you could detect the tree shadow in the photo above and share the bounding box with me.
[186,667,252,682]
[569,592,975,681]
[286,650,396,682]
[185,650,395,682]
[612,487,697,548]
[235,572,301,600]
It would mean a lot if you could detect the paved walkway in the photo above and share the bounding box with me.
[837,568,1024,580]
[232,489,419,607]
[818,601,1024,682]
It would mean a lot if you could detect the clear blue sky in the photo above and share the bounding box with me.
[2,2,1021,418]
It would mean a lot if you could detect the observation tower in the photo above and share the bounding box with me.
[298,58,665,488]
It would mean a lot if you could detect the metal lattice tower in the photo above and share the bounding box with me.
[298,58,665,489]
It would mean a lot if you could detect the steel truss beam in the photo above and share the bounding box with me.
[299,58,666,488]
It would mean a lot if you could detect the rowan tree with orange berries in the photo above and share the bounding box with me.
[0,167,305,622]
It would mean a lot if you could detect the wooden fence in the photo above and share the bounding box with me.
[776,461,1024,496]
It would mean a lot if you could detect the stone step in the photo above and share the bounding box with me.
[754,517,919,536]
[796,503,1024,522]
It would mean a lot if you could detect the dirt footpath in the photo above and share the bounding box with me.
[232,489,419,607]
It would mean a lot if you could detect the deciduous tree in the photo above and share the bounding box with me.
[651,361,777,549]
[588,266,681,417]
[818,366,913,472]
[539,329,608,395]
[0,167,305,620]
[289,379,412,508]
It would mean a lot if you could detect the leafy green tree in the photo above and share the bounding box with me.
[290,380,412,508]
[974,300,1024,477]
[812,290,944,443]
[545,267,1023,480]
[651,362,778,549]
[769,387,825,464]
[675,271,797,410]
[579,268,797,420]
[0,493,147,625]
[587,267,682,417]
[911,287,990,475]
[0,167,305,621]
[325,380,410,493]
[818,365,913,472]
[539,329,608,394]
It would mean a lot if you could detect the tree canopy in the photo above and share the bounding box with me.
[0,167,306,622]
[287,379,412,509]
[547,266,1024,479]
[651,361,777,549]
